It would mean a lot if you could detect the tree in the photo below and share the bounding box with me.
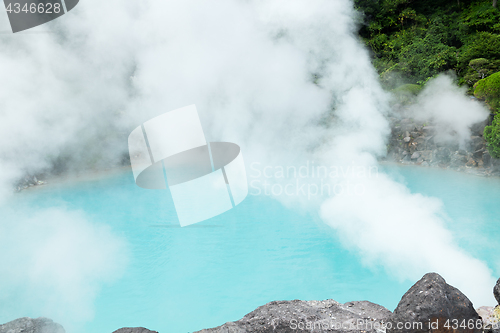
[494,0,497,8]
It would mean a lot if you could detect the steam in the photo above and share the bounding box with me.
[409,75,490,147]
[0,207,127,331]
[320,174,495,305]
[0,0,496,330]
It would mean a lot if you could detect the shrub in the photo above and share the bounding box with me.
[462,58,500,85]
[485,113,500,158]
[474,71,500,110]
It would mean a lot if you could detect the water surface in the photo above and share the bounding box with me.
[3,165,500,333]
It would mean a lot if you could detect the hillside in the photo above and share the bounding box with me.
[354,0,500,158]
[354,0,500,88]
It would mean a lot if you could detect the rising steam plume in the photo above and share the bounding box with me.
[0,0,494,331]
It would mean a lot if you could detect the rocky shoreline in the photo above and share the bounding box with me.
[385,114,500,177]
[14,114,500,195]
[3,273,500,333]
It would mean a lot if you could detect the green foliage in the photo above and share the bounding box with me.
[355,0,500,86]
[463,58,500,85]
[458,32,500,71]
[474,71,500,109]
[462,2,500,33]
[484,113,500,158]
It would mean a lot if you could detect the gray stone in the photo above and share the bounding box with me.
[473,148,485,159]
[0,317,65,333]
[112,328,158,333]
[418,150,433,161]
[492,157,500,172]
[470,136,485,152]
[404,136,411,143]
[450,152,469,167]
[196,300,391,333]
[414,137,425,145]
[411,152,420,160]
[387,273,481,333]
[471,118,489,137]
[484,151,492,167]
[435,147,451,163]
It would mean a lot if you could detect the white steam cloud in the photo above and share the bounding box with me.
[0,0,496,330]
[0,207,127,331]
[409,74,490,147]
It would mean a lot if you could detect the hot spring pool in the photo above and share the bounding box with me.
[3,165,500,333]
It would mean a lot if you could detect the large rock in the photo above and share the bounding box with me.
[494,278,500,305]
[195,299,391,333]
[112,328,158,333]
[0,317,64,333]
[387,273,481,333]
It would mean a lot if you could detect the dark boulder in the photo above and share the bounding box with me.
[195,299,391,333]
[387,273,481,333]
[112,328,158,333]
[0,317,64,333]
[494,278,500,305]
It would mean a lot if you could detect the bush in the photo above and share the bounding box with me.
[485,113,500,158]
[474,71,500,110]
[462,58,500,85]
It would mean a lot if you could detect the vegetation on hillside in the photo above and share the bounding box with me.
[354,0,500,88]
[354,0,500,156]
[485,114,500,157]
[478,72,500,156]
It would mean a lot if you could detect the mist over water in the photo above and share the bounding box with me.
[409,75,490,148]
[0,0,495,331]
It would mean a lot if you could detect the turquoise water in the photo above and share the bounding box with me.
[3,165,500,332]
